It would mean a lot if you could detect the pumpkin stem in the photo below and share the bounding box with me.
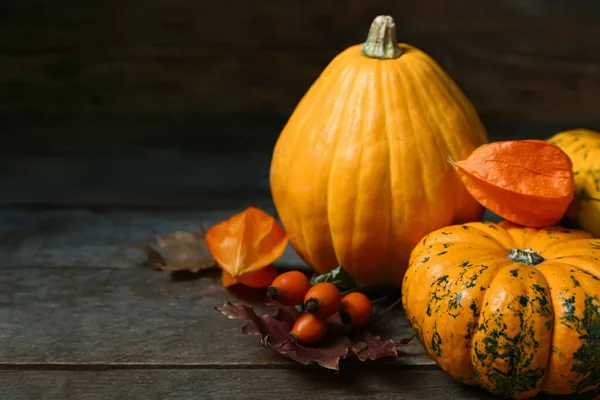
[361,15,403,59]
[507,248,545,266]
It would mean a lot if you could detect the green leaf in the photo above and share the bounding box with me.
[310,266,356,290]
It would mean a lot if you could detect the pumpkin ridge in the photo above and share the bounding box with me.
[281,51,349,152]
[404,54,486,225]
[400,57,448,222]
[294,58,360,269]
[491,222,520,249]
[352,61,391,283]
[348,64,372,270]
[416,51,487,145]
[406,57,460,163]
[405,54,467,156]
[392,55,418,234]
[327,61,371,278]
[471,263,554,398]
[466,223,517,251]
[535,261,600,393]
[322,61,365,270]
[541,257,600,282]
[271,55,348,268]
[524,228,593,254]
[400,56,453,230]
[561,278,600,393]
[413,223,515,254]
[380,60,396,281]
[425,255,512,384]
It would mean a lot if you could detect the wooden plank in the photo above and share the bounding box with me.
[2,0,600,126]
[0,208,309,268]
[0,114,288,154]
[1,369,595,400]
[0,141,570,210]
[0,267,426,366]
[0,209,500,269]
[0,116,582,156]
[0,152,273,209]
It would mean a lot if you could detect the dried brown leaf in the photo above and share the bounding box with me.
[216,301,407,370]
[139,229,216,272]
[268,334,351,371]
[217,301,349,370]
[216,301,264,336]
[395,336,416,346]
[349,331,398,361]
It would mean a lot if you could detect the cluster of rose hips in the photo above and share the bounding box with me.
[266,271,373,346]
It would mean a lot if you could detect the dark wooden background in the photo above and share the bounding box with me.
[2,0,600,155]
[2,2,600,398]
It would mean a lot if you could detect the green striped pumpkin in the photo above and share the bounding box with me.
[402,221,600,399]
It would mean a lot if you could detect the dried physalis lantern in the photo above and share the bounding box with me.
[448,140,575,227]
[205,206,288,288]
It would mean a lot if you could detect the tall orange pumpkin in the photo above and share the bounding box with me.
[270,15,488,287]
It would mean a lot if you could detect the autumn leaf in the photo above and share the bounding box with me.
[206,207,288,288]
[217,301,349,369]
[348,331,401,362]
[216,301,407,370]
[139,229,216,273]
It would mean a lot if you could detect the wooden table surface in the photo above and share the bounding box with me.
[3,0,600,397]
[0,205,597,400]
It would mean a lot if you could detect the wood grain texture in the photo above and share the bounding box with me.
[0,208,306,268]
[0,152,272,209]
[0,369,502,400]
[0,268,424,366]
[6,368,594,400]
[0,116,592,155]
[0,206,589,400]
[0,148,557,212]
[0,114,288,154]
[2,0,600,131]
[0,209,500,269]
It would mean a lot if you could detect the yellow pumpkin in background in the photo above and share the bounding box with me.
[269,15,488,287]
[548,129,600,237]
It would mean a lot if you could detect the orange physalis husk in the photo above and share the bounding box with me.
[448,139,575,227]
[205,206,288,288]
[221,263,278,288]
